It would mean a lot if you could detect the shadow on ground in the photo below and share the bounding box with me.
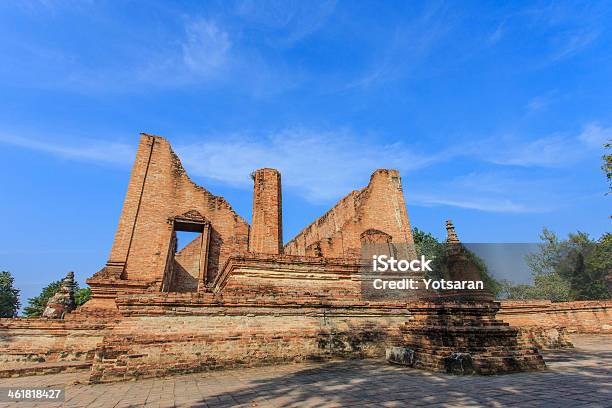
[197,343,611,407]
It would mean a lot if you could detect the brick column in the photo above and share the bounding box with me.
[249,168,283,254]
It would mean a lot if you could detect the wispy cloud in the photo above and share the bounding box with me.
[0,133,134,166]
[410,171,556,214]
[129,16,303,96]
[526,90,559,112]
[523,2,605,67]
[0,127,450,203]
[547,29,600,63]
[471,122,611,168]
[1,10,300,96]
[411,195,536,214]
[484,134,577,167]
[1,120,607,211]
[578,122,612,148]
[234,0,337,47]
[486,23,505,46]
[133,18,240,88]
[182,20,232,78]
[177,128,444,202]
[344,2,453,90]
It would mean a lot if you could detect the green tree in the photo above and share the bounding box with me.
[529,273,572,302]
[412,227,444,280]
[525,228,560,276]
[530,229,609,300]
[581,233,612,299]
[0,271,20,318]
[23,280,62,317]
[23,275,91,317]
[75,287,91,306]
[503,229,610,301]
[603,141,611,194]
[499,280,533,300]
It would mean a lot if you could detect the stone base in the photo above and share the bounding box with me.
[396,301,547,375]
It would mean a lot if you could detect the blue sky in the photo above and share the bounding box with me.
[0,1,610,306]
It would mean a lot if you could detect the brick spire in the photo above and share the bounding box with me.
[445,220,460,244]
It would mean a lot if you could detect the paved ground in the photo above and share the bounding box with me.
[1,335,610,407]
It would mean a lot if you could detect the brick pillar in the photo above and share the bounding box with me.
[249,168,283,254]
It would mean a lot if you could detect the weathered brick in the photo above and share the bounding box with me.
[1,134,609,383]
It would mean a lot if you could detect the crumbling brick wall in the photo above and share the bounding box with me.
[284,169,414,258]
[89,311,405,383]
[499,300,612,334]
[93,134,249,291]
[2,300,611,382]
[0,319,109,366]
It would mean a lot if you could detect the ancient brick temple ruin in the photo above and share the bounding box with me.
[1,133,610,382]
[83,133,415,310]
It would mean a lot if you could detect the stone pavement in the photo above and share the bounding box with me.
[1,335,610,408]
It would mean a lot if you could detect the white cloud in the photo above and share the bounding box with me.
[182,20,231,77]
[485,134,576,167]
[487,23,504,46]
[409,171,556,214]
[0,128,444,203]
[234,0,337,47]
[344,2,453,90]
[0,133,134,166]
[526,91,558,112]
[177,128,443,202]
[411,195,535,214]
[578,122,612,148]
[522,2,604,66]
[475,122,612,168]
[1,121,606,212]
[133,17,300,96]
[547,29,600,63]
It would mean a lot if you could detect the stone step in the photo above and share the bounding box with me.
[0,361,92,378]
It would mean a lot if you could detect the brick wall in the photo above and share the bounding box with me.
[89,308,406,383]
[90,134,250,291]
[1,299,610,382]
[170,237,202,292]
[284,169,415,258]
[499,300,612,334]
[0,319,111,366]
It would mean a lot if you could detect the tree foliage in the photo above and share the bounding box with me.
[603,141,611,194]
[502,229,610,301]
[23,280,62,317]
[0,271,20,318]
[23,276,92,317]
[75,287,92,306]
[412,227,444,280]
[499,274,571,302]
